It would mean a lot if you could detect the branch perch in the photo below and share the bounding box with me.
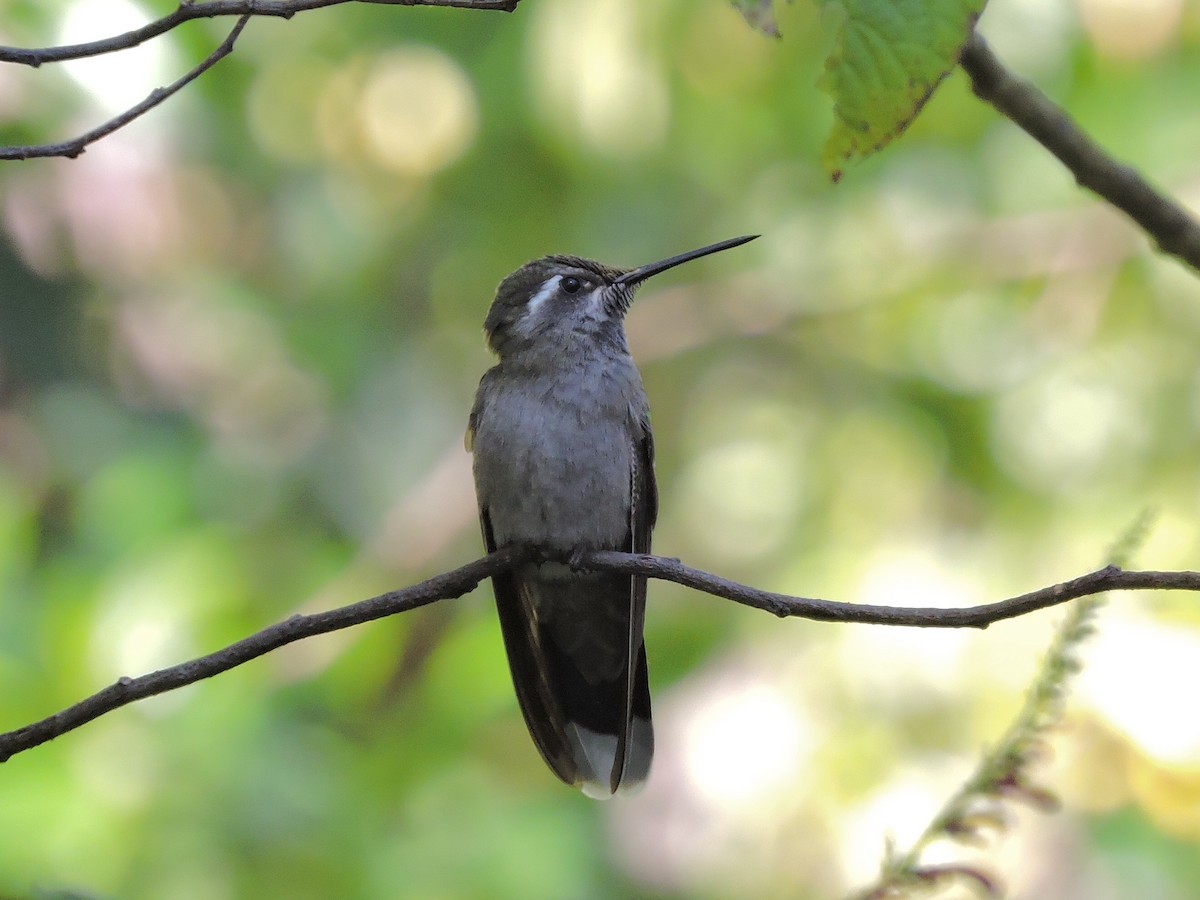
[961,32,1200,273]
[1,547,1197,763]
[0,16,251,161]
[0,0,520,160]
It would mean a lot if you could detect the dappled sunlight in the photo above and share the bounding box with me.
[91,553,206,688]
[675,436,806,563]
[300,47,481,178]
[529,0,670,157]
[358,48,479,176]
[838,762,974,882]
[1078,613,1200,767]
[2,1,1200,896]
[58,0,173,117]
[610,654,835,897]
[667,368,813,566]
[680,679,813,807]
[849,550,978,656]
[975,0,1076,74]
[913,289,1052,394]
[991,352,1149,494]
[1078,0,1183,60]
[608,610,1035,894]
[818,409,948,547]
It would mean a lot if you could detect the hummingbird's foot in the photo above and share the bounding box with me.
[525,543,553,565]
[566,546,592,572]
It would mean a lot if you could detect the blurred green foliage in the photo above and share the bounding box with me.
[1,0,1200,898]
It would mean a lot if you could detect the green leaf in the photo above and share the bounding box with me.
[815,0,987,180]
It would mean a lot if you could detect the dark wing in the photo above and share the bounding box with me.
[480,507,580,787]
[610,412,657,792]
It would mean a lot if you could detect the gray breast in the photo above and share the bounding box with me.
[473,361,642,552]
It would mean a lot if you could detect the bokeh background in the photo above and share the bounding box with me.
[2,0,1200,897]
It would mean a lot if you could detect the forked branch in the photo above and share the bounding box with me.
[0,16,251,160]
[0,0,520,160]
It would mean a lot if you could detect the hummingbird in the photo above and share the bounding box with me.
[466,235,757,797]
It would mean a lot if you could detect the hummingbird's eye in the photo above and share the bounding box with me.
[561,276,582,294]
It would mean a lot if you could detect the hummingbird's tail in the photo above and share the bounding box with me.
[544,630,653,798]
[494,564,653,797]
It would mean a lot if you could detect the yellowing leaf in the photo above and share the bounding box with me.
[816,0,987,180]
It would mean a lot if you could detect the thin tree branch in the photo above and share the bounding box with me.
[0,16,251,161]
[0,545,532,763]
[0,0,518,67]
[0,0,520,160]
[2,548,1198,763]
[960,32,1200,274]
[583,552,1200,625]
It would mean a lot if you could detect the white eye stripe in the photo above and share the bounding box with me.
[527,275,561,314]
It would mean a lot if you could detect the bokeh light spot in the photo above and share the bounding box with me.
[1079,0,1182,60]
[1078,614,1200,766]
[59,0,172,116]
[529,0,669,157]
[677,437,805,563]
[991,363,1143,493]
[357,47,479,175]
[682,681,810,807]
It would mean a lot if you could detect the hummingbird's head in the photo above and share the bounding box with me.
[483,235,758,360]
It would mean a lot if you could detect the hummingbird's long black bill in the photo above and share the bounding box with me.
[613,234,759,287]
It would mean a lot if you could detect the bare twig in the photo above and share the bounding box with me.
[0,0,520,159]
[0,16,251,161]
[961,32,1200,274]
[581,553,1200,627]
[851,515,1151,900]
[1,547,1197,763]
[0,0,518,66]
[0,545,531,763]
